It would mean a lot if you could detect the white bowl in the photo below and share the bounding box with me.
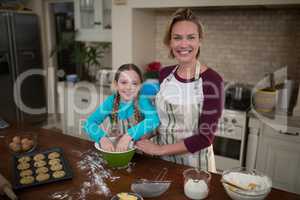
[222,167,272,200]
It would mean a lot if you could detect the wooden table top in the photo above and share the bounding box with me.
[0,127,299,200]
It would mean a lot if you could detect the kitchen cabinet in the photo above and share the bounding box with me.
[57,81,112,140]
[256,123,300,194]
[74,0,111,42]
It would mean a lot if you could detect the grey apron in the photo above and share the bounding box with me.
[155,61,216,172]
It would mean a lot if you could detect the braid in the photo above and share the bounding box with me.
[133,94,142,125]
[111,93,120,125]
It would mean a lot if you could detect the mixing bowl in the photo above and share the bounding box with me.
[94,142,135,168]
[222,167,272,200]
[6,131,37,154]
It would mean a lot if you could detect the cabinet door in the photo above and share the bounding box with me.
[257,126,300,194]
[74,0,111,42]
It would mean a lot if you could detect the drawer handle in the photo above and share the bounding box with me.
[81,98,89,103]
[279,130,299,136]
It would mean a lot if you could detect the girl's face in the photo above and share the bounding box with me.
[115,70,141,102]
[170,21,200,65]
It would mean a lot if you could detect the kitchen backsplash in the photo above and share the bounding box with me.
[155,8,300,85]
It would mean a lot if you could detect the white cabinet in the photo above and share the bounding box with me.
[256,124,300,194]
[74,0,111,42]
[57,81,112,140]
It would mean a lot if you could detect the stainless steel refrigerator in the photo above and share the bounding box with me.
[0,11,47,125]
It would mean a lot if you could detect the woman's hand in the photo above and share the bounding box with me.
[136,139,163,156]
[100,137,115,152]
[115,134,132,152]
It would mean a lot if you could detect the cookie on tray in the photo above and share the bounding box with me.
[20,176,34,185]
[33,153,45,161]
[36,173,50,182]
[17,162,30,170]
[52,170,66,179]
[35,166,49,174]
[34,160,47,168]
[18,156,31,163]
[19,169,33,177]
[48,152,60,159]
[48,158,61,165]
[50,163,63,171]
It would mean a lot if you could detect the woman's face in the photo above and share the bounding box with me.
[170,21,200,65]
[115,70,141,102]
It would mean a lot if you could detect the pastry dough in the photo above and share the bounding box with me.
[35,166,49,174]
[17,162,30,170]
[18,156,31,163]
[36,173,50,182]
[50,163,63,171]
[33,153,45,161]
[34,160,47,168]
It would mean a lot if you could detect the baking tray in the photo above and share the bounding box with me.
[12,147,73,190]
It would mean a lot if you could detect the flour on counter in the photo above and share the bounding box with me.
[49,150,123,200]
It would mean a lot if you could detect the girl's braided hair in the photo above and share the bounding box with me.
[111,63,143,126]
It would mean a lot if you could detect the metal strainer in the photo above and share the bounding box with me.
[131,168,171,198]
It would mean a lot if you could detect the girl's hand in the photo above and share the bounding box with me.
[136,139,162,156]
[100,137,115,152]
[115,134,132,152]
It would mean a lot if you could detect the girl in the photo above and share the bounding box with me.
[84,64,160,152]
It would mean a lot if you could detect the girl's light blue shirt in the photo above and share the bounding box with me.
[84,94,160,142]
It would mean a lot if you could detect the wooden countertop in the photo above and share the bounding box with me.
[0,127,299,200]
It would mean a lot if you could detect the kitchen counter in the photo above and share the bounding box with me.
[1,127,300,200]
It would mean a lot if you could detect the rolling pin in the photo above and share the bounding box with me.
[0,173,18,200]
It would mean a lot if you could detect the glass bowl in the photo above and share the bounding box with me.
[222,167,272,200]
[183,168,211,200]
[6,131,37,155]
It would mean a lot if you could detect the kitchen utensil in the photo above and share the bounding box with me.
[221,179,252,191]
[94,142,135,168]
[131,168,171,198]
[0,173,18,200]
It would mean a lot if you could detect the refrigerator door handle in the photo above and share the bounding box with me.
[21,51,35,59]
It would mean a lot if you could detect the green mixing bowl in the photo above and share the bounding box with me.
[94,143,135,168]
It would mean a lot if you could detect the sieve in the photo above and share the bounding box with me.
[131,168,171,198]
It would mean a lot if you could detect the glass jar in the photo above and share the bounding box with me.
[183,168,211,199]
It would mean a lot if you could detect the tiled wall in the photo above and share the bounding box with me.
[155,8,300,85]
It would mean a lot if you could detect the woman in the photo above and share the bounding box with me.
[136,8,224,172]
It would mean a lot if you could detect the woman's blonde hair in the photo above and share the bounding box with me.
[163,8,204,58]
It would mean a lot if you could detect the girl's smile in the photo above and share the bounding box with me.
[115,70,141,102]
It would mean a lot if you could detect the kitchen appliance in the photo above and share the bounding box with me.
[276,80,296,115]
[0,11,47,125]
[213,109,248,172]
[225,83,251,111]
[97,69,114,87]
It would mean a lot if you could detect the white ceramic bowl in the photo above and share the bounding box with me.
[222,167,272,200]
